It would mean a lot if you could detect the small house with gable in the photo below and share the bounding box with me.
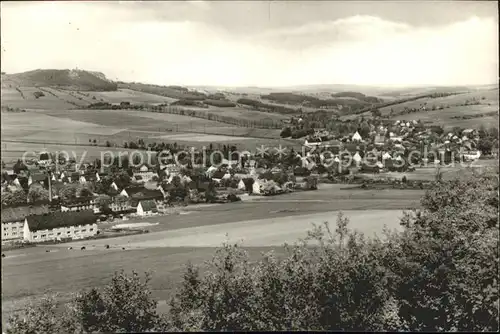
[136,199,158,216]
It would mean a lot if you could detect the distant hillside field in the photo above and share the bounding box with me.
[1,69,117,91]
[85,89,176,104]
[258,91,384,115]
[118,82,207,101]
[182,105,290,122]
[1,86,87,110]
[380,89,499,115]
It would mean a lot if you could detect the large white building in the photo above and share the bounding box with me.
[23,210,98,243]
[1,205,49,243]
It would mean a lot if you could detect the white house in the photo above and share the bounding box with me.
[136,199,158,216]
[252,179,281,195]
[23,210,98,243]
[352,131,362,142]
[353,152,362,165]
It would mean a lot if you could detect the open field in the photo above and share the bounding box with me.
[1,111,125,137]
[86,89,177,104]
[1,87,82,110]
[35,109,283,138]
[193,105,290,121]
[59,210,404,249]
[154,133,255,142]
[39,87,96,106]
[37,109,232,132]
[1,109,291,159]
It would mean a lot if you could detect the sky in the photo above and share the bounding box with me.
[1,1,498,87]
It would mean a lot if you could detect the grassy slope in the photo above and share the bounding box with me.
[384,89,499,129]
[0,109,290,162]
[339,88,498,128]
[1,86,84,110]
[381,89,499,115]
[87,89,176,104]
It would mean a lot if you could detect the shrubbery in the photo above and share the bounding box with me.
[203,99,236,107]
[33,91,45,99]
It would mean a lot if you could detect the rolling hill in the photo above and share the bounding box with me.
[339,86,499,129]
[1,69,118,91]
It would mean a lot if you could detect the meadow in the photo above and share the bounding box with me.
[193,105,290,121]
[0,87,82,110]
[85,89,176,104]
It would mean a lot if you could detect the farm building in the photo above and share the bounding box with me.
[23,210,98,243]
[136,200,158,216]
[1,204,49,243]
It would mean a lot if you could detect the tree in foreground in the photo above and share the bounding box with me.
[6,271,161,334]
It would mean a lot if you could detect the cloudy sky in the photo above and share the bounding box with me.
[1,1,498,87]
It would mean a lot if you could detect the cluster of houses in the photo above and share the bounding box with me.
[302,119,484,173]
[1,150,320,245]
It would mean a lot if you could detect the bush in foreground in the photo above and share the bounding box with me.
[5,175,499,332]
